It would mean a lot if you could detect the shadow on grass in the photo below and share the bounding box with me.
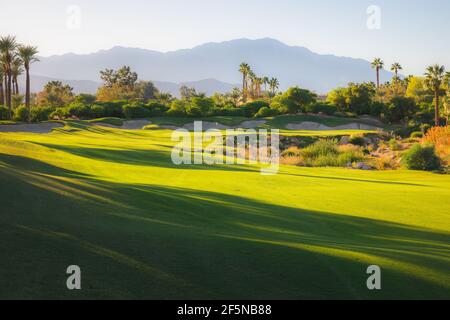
[0,153,449,299]
[31,142,260,173]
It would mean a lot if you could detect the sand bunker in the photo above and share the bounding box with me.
[94,120,152,130]
[161,120,267,131]
[0,122,64,133]
[285,122,381,131]
[237,120,267,128]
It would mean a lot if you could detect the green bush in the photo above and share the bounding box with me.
[348,135,365,146]
[65,103,92,119]
[146,102,168,116]
[0,106,8,120]
[122,103,151,119]
[90,105,106,118]
[305,102,337,115]
[402,144,441,171]
[301,139,365,167]
[13,106,29,122]
[410,131,424,139]
[389,139,402,151]
[30,106,54,122]
[241,100,269,117]
[254,107,278,118]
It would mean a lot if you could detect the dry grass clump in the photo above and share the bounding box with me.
[423,126,450,165]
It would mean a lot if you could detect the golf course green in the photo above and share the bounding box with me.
[0,121,449,299]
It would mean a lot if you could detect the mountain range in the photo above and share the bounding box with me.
[21,38,394,96]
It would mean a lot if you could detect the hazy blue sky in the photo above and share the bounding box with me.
[1,0,449,75]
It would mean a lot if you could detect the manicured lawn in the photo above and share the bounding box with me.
[0,122,449,299]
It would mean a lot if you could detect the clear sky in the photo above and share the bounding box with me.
[1,0,449,75]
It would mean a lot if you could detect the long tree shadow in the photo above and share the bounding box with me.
[31,142,260,173]
[1,153,449,299]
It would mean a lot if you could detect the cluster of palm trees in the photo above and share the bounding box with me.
[239,63,279,103]
[0,35,39,120]
[372,57,450,125]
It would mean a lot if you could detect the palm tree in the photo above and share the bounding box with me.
[18,45,39,121]
[269,78,279,96]
[0,36,18,119]
[239,63,251,103]
[371,58,384,89]
[424,64,446,126]
[390,62,402,82]
[262,76,269,93]
[0,68,4,105]
[248,70,256,99]
[11,57,23,95]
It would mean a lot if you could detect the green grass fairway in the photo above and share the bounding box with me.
[0,123,449,299]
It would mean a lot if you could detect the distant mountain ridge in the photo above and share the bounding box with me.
[24,38,394,94]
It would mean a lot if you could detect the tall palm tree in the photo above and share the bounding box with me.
[18,45,39,120]
[239,63,251,103]
[390,62,402,82]
[371,58,384,89]
[248,70,256,99]
[262,76,269,93]
[0,68,4,106]
[424,64,446,126]
[0,36,18,119]
[11,57,23,95]
[269,78,279,96]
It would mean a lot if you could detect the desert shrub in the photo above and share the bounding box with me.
[241,100,269,117]
[13,106,29,122]
[305,102,337,115]
[89,105,106,118]
[389,139,402,151]
[410,131,424,139]
[146,102,168,116]
[216,107,244,117]
[0,106,9,120]
[423,126,450,164]
[348,135,365,146]
[255,107,278,118]
[280,147,304,166]
[371,156,399,170]
[189,97,214,117]
[98,101,125,118]
[166,100,187,117]
[30,106,55,122]
[122,103,151,119]
[402,144,441,171]
[65,103,92,119]
[420,123,432,134]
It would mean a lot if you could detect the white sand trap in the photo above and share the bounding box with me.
[121,120,152,129]
[183,122,231,130]
[285,121,380,131]
[94,120,152,130]
[237,120,267,128]
[0,122,63,133]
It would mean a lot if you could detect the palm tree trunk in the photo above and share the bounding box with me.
[435,91,440,126]
[26,67,31,122]
[0,78,4,106]
[14,76,19,95]
[7,71,12,119]
[242,74,246,103]
[376,67,380,89]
